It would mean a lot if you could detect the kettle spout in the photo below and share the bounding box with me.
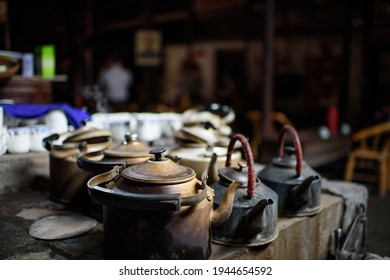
[242,198,273,235]
[206,153,219,185]
[170,155,182,164]
[211,180,241,227]
[291,175,320,207]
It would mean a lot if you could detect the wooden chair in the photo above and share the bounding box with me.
[344,121,390,197]
[245,111,294,160]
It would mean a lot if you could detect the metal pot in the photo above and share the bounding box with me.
[211,133,279,246]
[77,132,150,221]
[257,124,322,217]
[168,141,241,185]
[87,147,241,260]
[77,133,151,175]
[43,125,111,206]
[168,123,241,185]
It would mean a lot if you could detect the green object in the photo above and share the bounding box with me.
[41,45,55,78]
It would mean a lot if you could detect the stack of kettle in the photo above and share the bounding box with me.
[168,103,241,185]
[84,112,322,259]
[168,123,242,185]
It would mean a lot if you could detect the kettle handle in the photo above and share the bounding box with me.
[42,133,60,151]
[87,166,208,211]
[225,133,255,199]
[278,124,303,177]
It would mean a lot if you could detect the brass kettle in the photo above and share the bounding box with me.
[87,147,241,259]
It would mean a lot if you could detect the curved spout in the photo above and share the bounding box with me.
[206,153,219,185]
[242,198,273,235]
[291,175,320,207]
[211,180,242,227]
[169,155,182,164]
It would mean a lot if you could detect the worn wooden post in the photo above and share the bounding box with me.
[261,0,275,141]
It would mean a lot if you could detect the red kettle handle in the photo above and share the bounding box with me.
[278,124,303,177]
[226,133,255,199]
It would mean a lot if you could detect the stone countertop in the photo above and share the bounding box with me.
[0,183,344,260]
[0,152,364,260]
[0,187,103,260]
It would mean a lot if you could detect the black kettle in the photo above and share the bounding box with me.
[211,133,279,247]
[257,125,322,217]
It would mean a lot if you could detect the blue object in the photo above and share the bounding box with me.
[0,102,91,128]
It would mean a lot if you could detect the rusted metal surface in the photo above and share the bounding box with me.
[103,201,213,260]
[87,148,241,259]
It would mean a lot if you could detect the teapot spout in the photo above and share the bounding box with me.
[210,180,242,227]
[291,175,320,207]
[169,155,182,164]
[242,198,273,235]
[206,152,219,185]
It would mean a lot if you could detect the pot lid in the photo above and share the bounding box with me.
[170,145,228,159]
[181,126,218,146]
[122,147,196,184]
[272,146,297,168]
[28,214,97,240]
[104,133,150,158]
[218,161,250,188]
[258,145,320,185]
[63,127,111,143]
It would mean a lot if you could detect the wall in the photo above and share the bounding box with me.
[163,35,346,128]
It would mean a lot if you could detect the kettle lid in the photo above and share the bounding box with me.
[218,161,253,188]
[104,133,150,158]
[122,147,196,184]
[272,146,297,168]
[62,121,111,144]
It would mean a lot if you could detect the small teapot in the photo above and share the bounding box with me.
[211,134,279,247]
[257,124,322,217]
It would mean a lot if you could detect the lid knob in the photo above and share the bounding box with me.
[149,147,166,161]
[202,121,216,130]
[124,133,138,143]
[284,146,295,156]
[238,161,247,172]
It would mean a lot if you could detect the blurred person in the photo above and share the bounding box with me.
[98,51,134,112]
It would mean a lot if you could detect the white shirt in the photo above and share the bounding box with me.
[98,63,133,103]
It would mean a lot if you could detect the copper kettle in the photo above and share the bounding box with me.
[257,124,322,217]
[87,147,241,259]
[211,134,279,246]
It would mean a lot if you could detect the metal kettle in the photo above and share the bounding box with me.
[211,134,279,247]
[257,124,322,217]
[42,122,112,206]
[77,132,151,175]
[87,147,241,259]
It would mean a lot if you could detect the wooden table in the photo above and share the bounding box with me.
[258,129,351,168]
